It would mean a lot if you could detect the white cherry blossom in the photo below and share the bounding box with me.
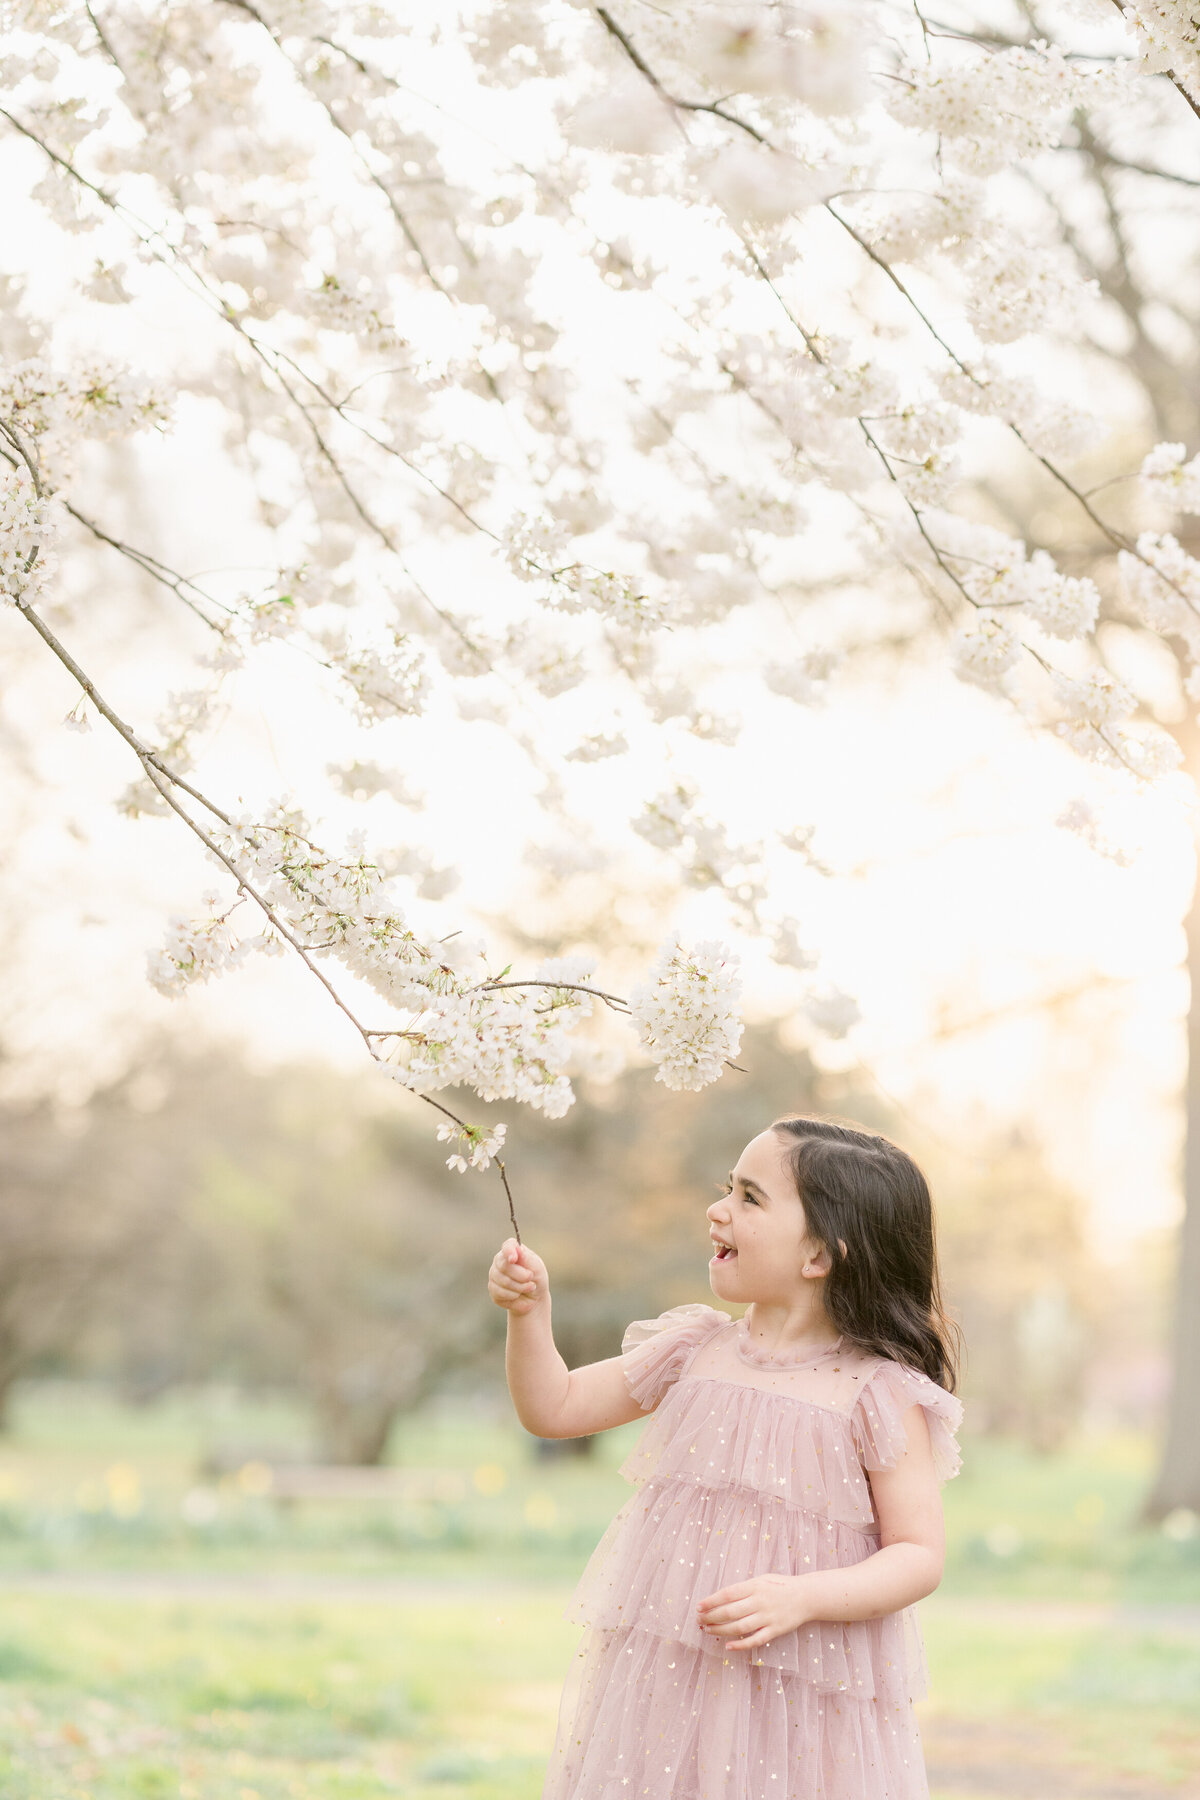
[1140,443,1200,515]
[803,987,862,1039]
[6,0,1199,1210]
[0,466,62,605]
[630,940,743,1092]
[951,614,1023,693]
[1054,670,1138,727]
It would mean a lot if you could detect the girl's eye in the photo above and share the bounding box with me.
[717,1178,758,1205]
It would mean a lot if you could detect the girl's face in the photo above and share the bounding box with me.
[706,1128,829,1303]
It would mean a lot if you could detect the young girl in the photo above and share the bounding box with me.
[487,1115,962,1800]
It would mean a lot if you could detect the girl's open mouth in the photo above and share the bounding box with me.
[712,1244,736,1261]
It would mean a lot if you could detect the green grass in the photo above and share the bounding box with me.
[920,1609,1200,1797]
[0,1589,1197,1798]
[0,1383,1197,1796]
[0,1587,578,1798]
[942,1431,1200,1603]
[0,1382,1196,1601]
[0,1382,630,1579]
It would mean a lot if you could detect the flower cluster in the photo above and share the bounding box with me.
[1053,670,1137,726]
[1,355,170,485]
[803,987,861,1039]
[1139,443,1200,515]
[157,811,613,1132]
[766,649,839,706]
[770,917,819,973]
[504,514,667,631]
[0,465,62,606]
[689,3,870,112]
[630,939,744,1091]
[887,42,1112,171]
[566,730,629,762]
[147,902,283,996]
[1119,534,1200,648]
[376,844,460,902]
[614,0,873,118]
[301,274,403,348]
[396,983,586,1121]
[1057,798,1133,869]
[958,538,1099,641]
[633,786,766,914]
[319,629,431,726]
[11,0,1200,1198]
[1057,718,1181,780]
[435,1120,508,1174]
[962,237,1095,345]
[939,362,1102,462]
[951,614,1022,694]
[705,142,838,224]
[327,760,422,806]
[1123,2,1200,104]
[504,629,586,699]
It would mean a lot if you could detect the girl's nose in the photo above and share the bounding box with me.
[706,1200,727,1223]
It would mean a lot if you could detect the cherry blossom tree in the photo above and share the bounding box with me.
[3,0,1200,1500]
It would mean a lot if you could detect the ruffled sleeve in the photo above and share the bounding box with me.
[851,1359,964,1483]
[620,1303,731,1413]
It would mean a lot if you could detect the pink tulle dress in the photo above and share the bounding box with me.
[540,1303,963,1800]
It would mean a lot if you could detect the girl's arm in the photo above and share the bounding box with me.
[487,1238,649,1439]
[697,1403,945,1651]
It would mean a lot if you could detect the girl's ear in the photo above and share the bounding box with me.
[802,1241,833,1279]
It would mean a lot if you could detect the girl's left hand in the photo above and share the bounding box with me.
[696,1574,812,1651]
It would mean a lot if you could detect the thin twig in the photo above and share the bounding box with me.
[593,6,769,144]
[479,979,632,1014]
[15,599,234,826]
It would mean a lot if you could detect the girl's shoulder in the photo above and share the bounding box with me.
[851,1353,964,1484]
[621,1302,732,1355]
[620,1303,733,1413]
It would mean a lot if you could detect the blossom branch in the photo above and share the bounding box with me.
[0,104,502,674]
[10,596,525,1237]
[593,6,769,143]
[598,17,1200,630]
[474,980,632,1015]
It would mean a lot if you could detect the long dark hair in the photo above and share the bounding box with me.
[772,1115,960,1392]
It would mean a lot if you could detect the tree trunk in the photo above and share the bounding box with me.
[1145,796,1200,1519]
[312,1389,404,1466]
[0,1362,19,1433]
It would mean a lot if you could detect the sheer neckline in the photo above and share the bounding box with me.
[733,1315,844,1369]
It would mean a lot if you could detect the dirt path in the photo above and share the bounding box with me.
[0,1568,526,1600]
[923,1716,1200,1800]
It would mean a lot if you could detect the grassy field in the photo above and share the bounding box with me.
[0,1383,1197,1798]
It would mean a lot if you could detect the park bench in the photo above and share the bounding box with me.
[198,1449,470,1504]
[258,1465,469,1504]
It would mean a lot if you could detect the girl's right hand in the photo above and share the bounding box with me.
[488,1238,549,1315]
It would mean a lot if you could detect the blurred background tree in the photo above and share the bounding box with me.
[0,1065,178,1426]
[0,0,1196,1520]
[834,11,1200,1509]
[0,1021,1144,1470]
